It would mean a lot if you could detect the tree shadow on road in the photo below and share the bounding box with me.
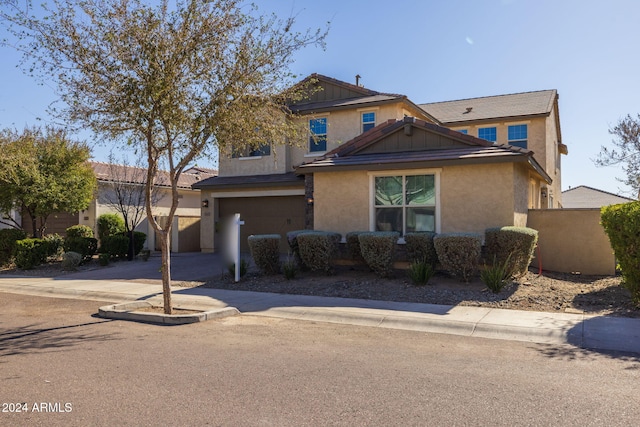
[0,319,118,358]
[532,342,640,365]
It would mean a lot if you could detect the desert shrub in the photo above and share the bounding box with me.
[98,252,110,266]
[64,236,98,263]
[99,234,130,259]
[14,238,49,269]
[282,256,298,280]
[408,259,435,286]
[228,258,248,279]
[345,231,367,262]
[484,226,538,278]
[481,255,512,294]
[66,224,94,238]
[0,228,27,265]
[62,251,83,270]
[433,233,482,282]
[358,232,399,278]
[601,202,640,304]
[248,234,281,275]
[404,232,438,266]
[286,229,321,267]
[97,214,125,241]
[297,231,341,274]
[120,231,147,256]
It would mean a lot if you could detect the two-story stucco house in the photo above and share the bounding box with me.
[193,74,566,252]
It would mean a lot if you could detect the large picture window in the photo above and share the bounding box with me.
[373,173,437,235]
[508,124,527,149]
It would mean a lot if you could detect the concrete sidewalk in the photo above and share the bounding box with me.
[1,275,639,354]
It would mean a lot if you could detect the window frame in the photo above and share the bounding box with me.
[362,112,376,133]
[478,127,497,142]
[368,169,441,238]
[309,117,328,153]
[508,124,528,149]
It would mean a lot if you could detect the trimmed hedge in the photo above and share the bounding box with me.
[358,231,399,278]
[404,232,438,266]
[66,225,94,238]
[297,231,341,274]
[434,233,482,282]
[286,229,323,268]
[0,228,27,265]
[100,235,130,259]
[601,202,640,304]
[62,251,83,270]
[15,238,49,269]
[484,226,538,278]
[42,233,65,261]
[64,237,98,263]
[97,214,125,241]
[248,234,281,275]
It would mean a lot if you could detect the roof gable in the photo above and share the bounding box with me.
[561,185,635,208]
[91,161,216,189]
[421,89,558,124]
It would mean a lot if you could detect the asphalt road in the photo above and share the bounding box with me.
[2,292,640,426]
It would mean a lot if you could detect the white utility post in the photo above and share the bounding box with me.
[233,213,244,282]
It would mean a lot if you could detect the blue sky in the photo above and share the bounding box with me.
[1,0,638,197]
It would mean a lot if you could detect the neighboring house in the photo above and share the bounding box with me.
[80,162,216,252]
[561,185,635,208]
[420,90,567,208]
[194,74,565,252]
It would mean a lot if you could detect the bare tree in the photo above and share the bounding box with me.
[596,114,640,197]
[1,0,327,312]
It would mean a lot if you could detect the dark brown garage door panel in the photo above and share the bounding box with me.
[219,196,305,252]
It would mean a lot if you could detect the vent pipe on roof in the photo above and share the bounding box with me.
[355,74,362,87]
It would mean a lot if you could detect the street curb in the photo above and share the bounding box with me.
[98,301,239,325]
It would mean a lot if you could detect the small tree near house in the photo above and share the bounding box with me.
[1,0,328,313]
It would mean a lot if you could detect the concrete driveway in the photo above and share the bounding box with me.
[57,252,226,284]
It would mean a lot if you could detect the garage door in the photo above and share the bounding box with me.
[218,196,306,252]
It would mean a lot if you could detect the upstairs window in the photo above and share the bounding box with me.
[458,129,468,134]
[309,118,327,152]
[478,127,497,142]
[232,143,271,158]
[508,124,528,149]
[362,112,376,133]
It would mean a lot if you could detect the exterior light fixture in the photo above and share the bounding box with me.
[202,199,209,208]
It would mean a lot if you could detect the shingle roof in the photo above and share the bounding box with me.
[90,161,216,190]
[561,185,635,208]
[420,90,558,124]
[192,172,304,190]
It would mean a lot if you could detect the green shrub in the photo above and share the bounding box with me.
[404,232,438,266]
[345,231,367,262]
[122,231,147,256]
[433,233,482,282]
[286,229,321,268]
[98,252,110,266]
[66,225,94,238]
[14,238,48,269]
[358,232,399,278]
[42,233,65,261]
[481,255,512,294]
[64,236,98,263]
[248,234,281,275]
[97,214,125,241]
[62,251,83,270]
[408,259,435,286]
[100,234,130,259]
[601,202,640,304]
[484,226,538,278]
[0,228,27,265]
[297,231,341,274]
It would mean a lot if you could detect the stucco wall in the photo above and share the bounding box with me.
[527,209,615,275]
[313,170,370,235]
[313,163,531,237]
[218,144,289,177]
[440,163,517,233]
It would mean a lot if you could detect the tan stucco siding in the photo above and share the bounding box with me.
[545,104,562,207]
[218,144,288,177]
[440,163,516,233]
[313,171,370,235]
[513,164,531,226]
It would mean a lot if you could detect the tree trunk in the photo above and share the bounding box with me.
[159,229,172,314]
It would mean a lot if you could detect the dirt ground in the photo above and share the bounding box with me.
[2,258,638,318]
